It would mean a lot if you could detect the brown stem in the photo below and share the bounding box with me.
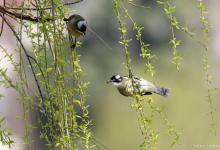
[4,0,83,11]
[0,5,53,22]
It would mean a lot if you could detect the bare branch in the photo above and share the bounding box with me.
[0,0,83,22]
[0,14,5,36]
[3,0,83,11]
[28,55,46,82]
[0,6,53,22]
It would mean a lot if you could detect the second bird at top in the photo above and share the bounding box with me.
[64,14,88,37]
[64,14,88,48]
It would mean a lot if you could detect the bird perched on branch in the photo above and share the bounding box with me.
[64,14,88,48]
[107,74,170,97]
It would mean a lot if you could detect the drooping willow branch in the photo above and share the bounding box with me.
[197,1,217,135]
[156,0,194,70]
[113,1,133,77]
[0,14,44,100]
[0,0,85,99]
[113,0,155,148]
[113,1,182,149]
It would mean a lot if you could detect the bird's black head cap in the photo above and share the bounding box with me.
[110,75,122,83]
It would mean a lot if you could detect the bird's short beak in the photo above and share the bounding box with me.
[106,80,111,84]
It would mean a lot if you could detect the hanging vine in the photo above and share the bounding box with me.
[113,0,181,149]
[197,1,218,135]
[156,0,194,70]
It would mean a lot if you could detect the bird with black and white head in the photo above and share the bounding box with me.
[64,14,88,48]
[107,74,170,97]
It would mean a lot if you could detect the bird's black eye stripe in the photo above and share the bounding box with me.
[110,75,116,80]
[113,79,121,83]
[110,75,122,83]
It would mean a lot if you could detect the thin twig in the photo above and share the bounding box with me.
[127,1,150,9]
[0,0,6,36]
[28,55,46,82]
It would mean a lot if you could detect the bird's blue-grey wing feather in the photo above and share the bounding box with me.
[135,78,156,93]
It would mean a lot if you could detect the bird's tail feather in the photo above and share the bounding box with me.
[155,87,171,97]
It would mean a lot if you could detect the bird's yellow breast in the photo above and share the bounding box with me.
[117,79,134,96]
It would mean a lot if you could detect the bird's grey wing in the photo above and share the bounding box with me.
[136,78,157,94]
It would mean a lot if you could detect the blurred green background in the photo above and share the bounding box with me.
[70,0,220,150]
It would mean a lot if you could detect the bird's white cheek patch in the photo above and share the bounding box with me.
[112,82,121,87]
[77,20,87,28]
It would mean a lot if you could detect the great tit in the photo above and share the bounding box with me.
[64,14,88,48]
[107,74,170,97]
